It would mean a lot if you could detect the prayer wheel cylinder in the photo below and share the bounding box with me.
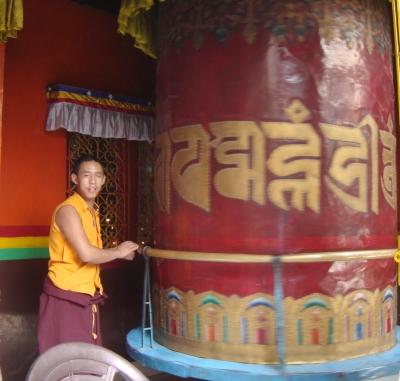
[152,0,397,363]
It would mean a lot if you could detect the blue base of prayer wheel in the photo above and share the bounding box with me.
[126,326,400,380]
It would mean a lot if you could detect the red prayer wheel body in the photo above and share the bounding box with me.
[152,0,397,363]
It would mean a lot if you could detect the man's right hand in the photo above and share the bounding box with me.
[117,241,139,260]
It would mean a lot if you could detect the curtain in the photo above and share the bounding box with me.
[46,84,155,142]
[0,0,23,43]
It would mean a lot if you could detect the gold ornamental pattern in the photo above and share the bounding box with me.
[152,285,396,363]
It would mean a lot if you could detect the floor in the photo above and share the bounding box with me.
[135,363,400,381]
[134,363,199,381]
[149,375,198,381]
[143,371,399,381]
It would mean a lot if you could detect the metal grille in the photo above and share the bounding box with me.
[68,133,128,248]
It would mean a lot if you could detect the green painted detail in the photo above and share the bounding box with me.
[297,319,303,345]
[223,315,229,343]
[199,295,221,306]
[303,297,329,310]
[328,317,334,344]
[0,247,49,260]
[195,314,201,340]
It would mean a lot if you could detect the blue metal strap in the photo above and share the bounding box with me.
[273,256,286,367]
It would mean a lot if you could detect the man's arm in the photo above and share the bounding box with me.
[55,205,138,264]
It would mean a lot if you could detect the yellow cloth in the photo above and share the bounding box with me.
[117,0,165,58]
[48,192,103,296]
[0,0,23,43]
[396,235,400,285]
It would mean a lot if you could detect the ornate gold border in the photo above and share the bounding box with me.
[152,286,397,363]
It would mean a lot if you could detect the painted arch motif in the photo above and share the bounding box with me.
[242,297,275,345]
[198,294,223,342]
[295,296,334,346]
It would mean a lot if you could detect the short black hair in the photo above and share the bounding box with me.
[71,154,103,175]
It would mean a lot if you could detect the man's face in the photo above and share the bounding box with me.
[71,160,106,203]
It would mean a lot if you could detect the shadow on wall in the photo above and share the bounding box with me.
[0,258,144,381]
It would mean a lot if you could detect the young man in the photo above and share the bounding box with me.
[37,154,138,353]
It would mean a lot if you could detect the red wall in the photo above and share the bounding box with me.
[0,43,4,172]
[0,0,155,226]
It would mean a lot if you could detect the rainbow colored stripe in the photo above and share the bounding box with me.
[46,84,155,115]
[0,226,49,260]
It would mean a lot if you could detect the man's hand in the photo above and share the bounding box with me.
[116,241,139,260]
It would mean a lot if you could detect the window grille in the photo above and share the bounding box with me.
[68,133,129,248]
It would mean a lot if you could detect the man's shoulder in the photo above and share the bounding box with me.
[50,196,80,233]
[54,203,83,232]
[54,194,80,219]
[57,193,82,210]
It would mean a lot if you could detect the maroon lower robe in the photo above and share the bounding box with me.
[37,277,107,354]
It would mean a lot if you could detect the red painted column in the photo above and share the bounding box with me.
[152,0,397,363]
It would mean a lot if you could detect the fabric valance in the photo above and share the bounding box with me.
[45,84,155,142]
[0,0,23,43]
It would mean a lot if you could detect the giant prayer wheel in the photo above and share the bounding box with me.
[150,0,397,364]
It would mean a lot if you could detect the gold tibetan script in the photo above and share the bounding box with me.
[211,121,265,205]
[320,115,378,214]
[380,115,396,210]
[261,100,321,213]
[170,125,210,211]
[155,100,394,214]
